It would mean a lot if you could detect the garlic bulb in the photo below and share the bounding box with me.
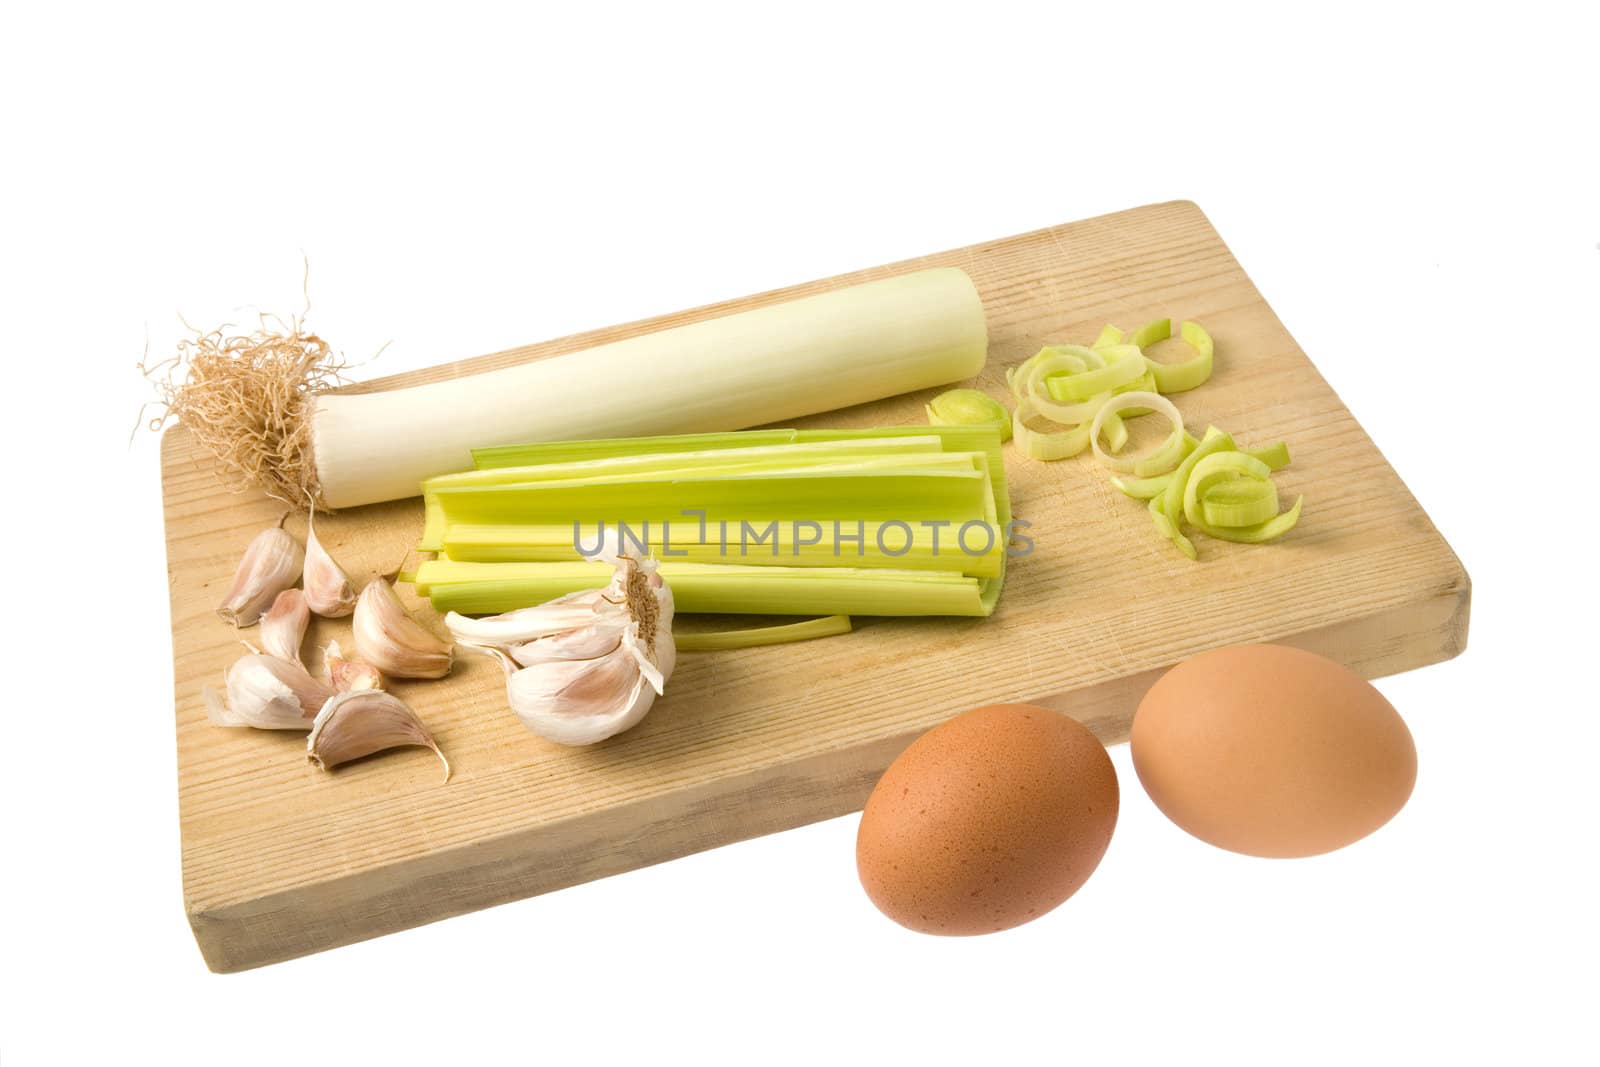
[204,653,335,730]
[307,689,449,781]
[217,519,304,627]
[302,511,358,617]
[260,588,310,665]
[353,578,454,679]
[322,639,384,692]
[446,550,675,746]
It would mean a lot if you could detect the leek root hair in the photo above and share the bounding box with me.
[138,311,346,507]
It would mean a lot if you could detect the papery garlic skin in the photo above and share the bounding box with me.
[353,579,454,679]
[448,552,676,746]
[217,522,304,627]
[204,653,335,730]
[302,516,358,618]
[322,639,384,692]
[307,689,450,781]
[260,588,311,665]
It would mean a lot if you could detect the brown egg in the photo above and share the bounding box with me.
[856,703,1118,935]
[1131,644,1416,858]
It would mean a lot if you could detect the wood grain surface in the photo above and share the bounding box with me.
[161,200,1470,972]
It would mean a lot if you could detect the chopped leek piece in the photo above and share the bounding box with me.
[1111,472,1173,499]
[926,389,1012,442]
[1089,391,1189,476]
[1091,324,1125,349]
[1159,426,1234,529]
[1127,317,1172,349]
[675,615,852,651]
[1182,452,1275,528]
[1012,395,1090,460]
[1198,494,1304,544]
[1131,318,1215,394]
[1245,440,1292,471]
[1041,344,1147,403]
[1199,478,1280,527]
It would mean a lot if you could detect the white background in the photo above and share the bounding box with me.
[2,3,1596,1064]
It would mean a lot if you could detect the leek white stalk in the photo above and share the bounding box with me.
[309,269,987,506]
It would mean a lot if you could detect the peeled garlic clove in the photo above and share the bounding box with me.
[217,520,304,627]
[204,653,335,730]
[354,578,454,679]
[260,588,311,665]
[307,689,450,781]
[302,512,358,618]
[322,639,384,692]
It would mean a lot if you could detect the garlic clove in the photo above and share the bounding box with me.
[504,633,660,745]
[307,689,450,781]
[302,512,358,618]
[353,578,454,679]
[446,549,678,746]
[442,588,609,647]
[217,519,304,627]
[204,653,335,730]
[507,620,628,669]
[260,588,311,665]
[322,639,384,692]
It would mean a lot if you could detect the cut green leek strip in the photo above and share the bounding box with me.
[439,519,1004,578]
[675,615,852,651]
[426,458,993,528]
[472,426,1010,530]
[415,560,990,617]
[926,389,1012,442]
[436,437,949,493]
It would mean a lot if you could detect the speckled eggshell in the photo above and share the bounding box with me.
[1131,643,1417,858]
[855,703,1118,935]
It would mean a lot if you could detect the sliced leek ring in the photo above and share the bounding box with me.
[1182,452,1275,528]
[1200,478,1280,526]
[1092,324,1126,349]
[1089,391,1188,476]
[1043,344,1148,403]
[1131,318,1215,394]
[1012,395,1090,460]
[926,388,1012,442]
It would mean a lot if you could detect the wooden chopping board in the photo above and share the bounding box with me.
[162,200,1470,972]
